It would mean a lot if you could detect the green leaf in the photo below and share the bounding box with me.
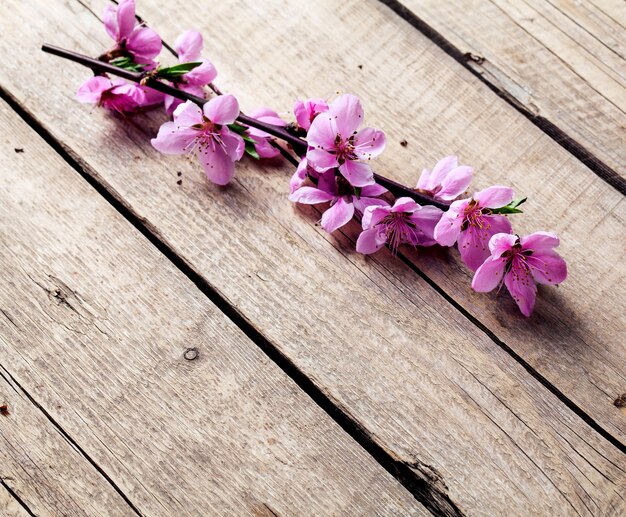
[490,197,527,215]
[353,186,362,197]
[228,123,248,134]
[245,141,260,160]
[157,62,203,80]
[110,56,144,72]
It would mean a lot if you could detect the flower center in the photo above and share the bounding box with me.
[380,212,419,254]
[185,118,226,156]
[334,134,356,163]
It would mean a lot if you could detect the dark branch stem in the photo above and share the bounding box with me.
[41,43,450,210]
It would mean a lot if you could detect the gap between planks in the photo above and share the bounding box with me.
[0,86,461,517]
[378,0,626,196]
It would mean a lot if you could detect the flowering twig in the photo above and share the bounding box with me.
[41,43,449,210]
[41,0,568,317]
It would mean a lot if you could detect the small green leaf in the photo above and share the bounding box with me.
[157,61,202,80]
[245,141,260,160]
[110,56,144,72]
[353,186,362,197]
[228,123,248,134]
[490,197,527,215]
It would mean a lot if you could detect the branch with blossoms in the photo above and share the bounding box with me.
[42,0,567,317]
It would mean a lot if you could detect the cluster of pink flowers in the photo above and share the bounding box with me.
[75,0,567,317]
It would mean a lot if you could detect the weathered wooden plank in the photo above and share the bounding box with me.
[1,366,134,516]
[1,0,625,514]
[0,100,426,515]
[395,0,626,179]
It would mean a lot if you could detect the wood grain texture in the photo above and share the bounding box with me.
[397,0,626,178]
[1,0,625,514]
[1,366,133,516]
[0,100,426,515]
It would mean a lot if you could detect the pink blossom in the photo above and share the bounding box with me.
[76,76,146,114]
[164,30,218,116]
[294,98,329,131]
[434,186,514,271]
[289,170,387,233]
[151,97,244,185]
[417,156,473,202]
[103,0,162,64]
[306,94,385,188]
[356,198,443,254]
[472,232,567,316]
[246,108,287,159]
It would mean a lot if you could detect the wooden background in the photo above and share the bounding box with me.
[0,0,624,515]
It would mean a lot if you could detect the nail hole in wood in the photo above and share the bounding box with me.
[184,347,199,361]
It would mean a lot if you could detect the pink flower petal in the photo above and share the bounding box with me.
[316,169,337,195]
[184,60,217,86]
[289,186,335,204]
[172,100,203,127]
[409,205,444,246]
[294,98,328,131]
[482,214,513,239]
[520,231,560,253]
[151,122,197,155]
[102,5,118,40]
[488,232,518,258]
[353,127,386,160]
[434,202,465,246]
[116,0,136,41]
[363,204,391,229]
[307,112,338,150]
[356,228,386,254]
[126,26,162,63]
[458,226,492,271]
[429,156,458,186]
[472,256,507,292]
[253,139,280,159]
[329,94,364,137]
[527,251,568,285]
[174,30,203,62]
[220,127,245,161]
[203,94,239,125]
[306,148,339,172]
[338,160,374,187]
[76,76,111,104]
[505,262,537,317]
[473,185,514,209]
[289,159,309,194]
[139,86,164,107]
[320,197,355,233]
[416,167,434,192]
[360,183,387,197]
[198,144,236,185]
[437,165,473,201]
[391,197,419,214]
